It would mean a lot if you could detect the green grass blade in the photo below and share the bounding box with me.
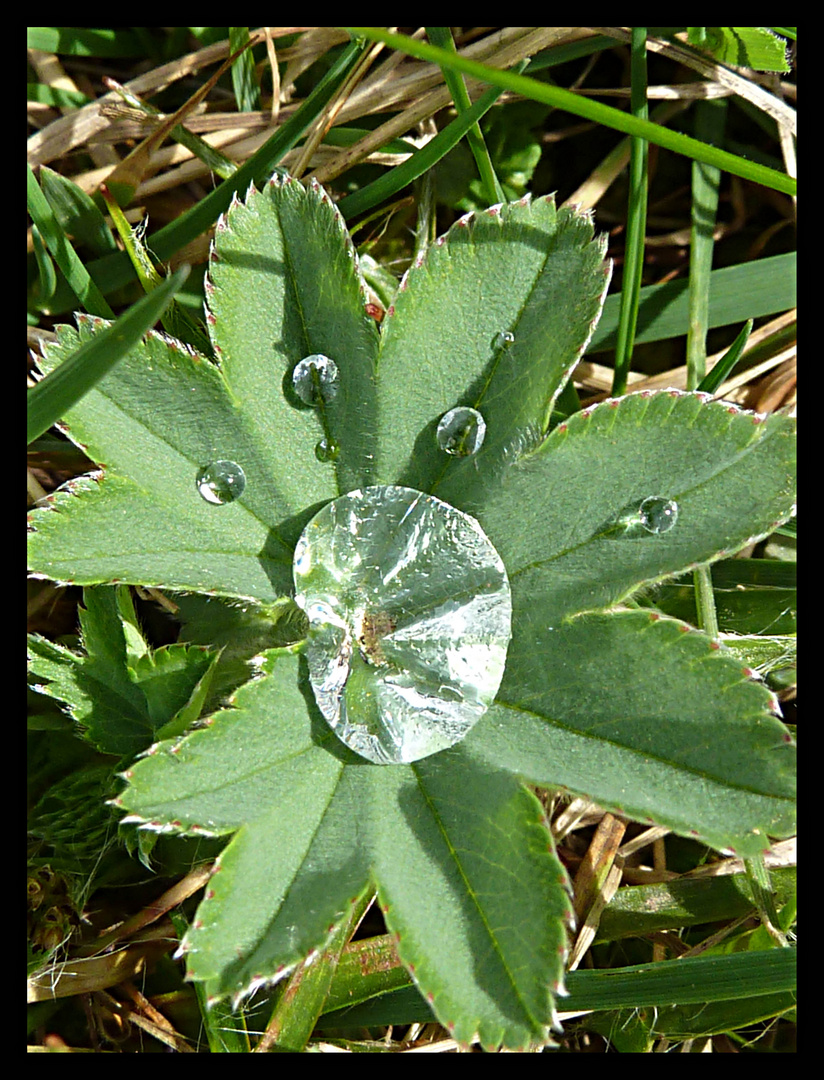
[27,164,113,318]
[426,26,505,206]
[612,27,649,397]
[30,225,57,303]
[319,947,795,1026]
[591,252,795,351]
[229,27,260,112]
[27,266,190,445]
[338,68,526,220]
[345,27,796,195]
[698,320,754,395]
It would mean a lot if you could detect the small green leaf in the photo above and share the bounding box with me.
[689,27,791,73]
[28,317,296,600]
[28,586,215,757]
[469,610,795,854]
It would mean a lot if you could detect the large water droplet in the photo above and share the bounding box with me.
[196,460,246,504]
[494,330,515,350]
[436,406,486,457]
[315,436,340,463]
[292,354,340,406]
[293,485,512,764]
[638,496,678,534]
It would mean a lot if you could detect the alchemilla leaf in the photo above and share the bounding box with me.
[28,175,795,1048]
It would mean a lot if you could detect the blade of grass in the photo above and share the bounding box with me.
[27,163,113,318]
[591,252,795,351]
[27,265,190,445]
[697,320,753,395]
[345,27,796,196]
[30,225,57,303]
[611,27,649,397]
[254,892,373,1052]
[229,28,260,112]
[318,947,796,1025]
[426,26,505,206]
[687,98,728,640]
[338,60,529,220]
[103,76,238,181]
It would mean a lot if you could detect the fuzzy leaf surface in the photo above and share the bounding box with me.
[467,609,796,855]
[375,194,610,510]
[206,176,380,498]
[476,390,796,623]
[28,176,380,600]
[118,651,370,1001]
[365,749,572,1050]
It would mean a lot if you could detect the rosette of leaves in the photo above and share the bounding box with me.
[27,176,796,1051]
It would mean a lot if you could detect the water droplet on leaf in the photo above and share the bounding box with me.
[638,496,678,534]
[315,436,340,463]
[436,407,486,457]
[196,460,246,504]
[292,354,339,406]
[293,485,512,764]
[494,330,515,350]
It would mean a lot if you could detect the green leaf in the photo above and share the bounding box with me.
[689,27,791,73]
[39,166,118,257]
[366,749,572,1050]
[118,651,370,1004]
[28,321,294,600]
[476,391,796,623]
[27,265,190,445]
[28,586,215,757]
[205,176,380,498]
[468,609,795,855]
[375,194,610,504]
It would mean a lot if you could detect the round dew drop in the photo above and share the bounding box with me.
[436,406,486,457]
[494,330,515,350]
[196,460,246,504]
[292,354,340,406]
[315,436,340,463]
[638,496,678,535]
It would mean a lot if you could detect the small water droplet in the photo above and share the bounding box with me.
[292,354,339,406]
[196,460,246,504]
[638,496,678,534]
[494,330,515,350]
[315,436,340,463]
[436,407,486,457]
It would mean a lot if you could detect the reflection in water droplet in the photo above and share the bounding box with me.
[293,485,512,764]
[196,460,246,504]
[315,436,340,463]
[436,406,486,457]
[638,496,678,534]
[494,330,515,350]
[292,354,339,406]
